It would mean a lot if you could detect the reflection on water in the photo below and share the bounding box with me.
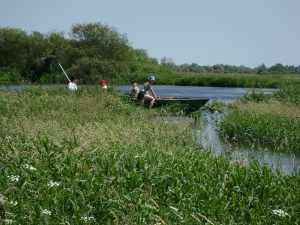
[198,112,300,175]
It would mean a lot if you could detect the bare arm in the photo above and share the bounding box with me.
[149,85,157,99]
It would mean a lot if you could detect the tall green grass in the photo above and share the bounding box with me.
[219,87,300,153]
[120,73,300,88]
[0,87,299,224]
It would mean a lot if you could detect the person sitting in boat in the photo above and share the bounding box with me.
[137,76,158,109]
[128,79,140,99]
[99,79,108,89]
[67,76,78,91]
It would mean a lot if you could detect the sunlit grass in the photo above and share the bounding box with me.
[0,86,299,224]
[121,73,300,88]
[219,88,300,153]
[235,99,300,118]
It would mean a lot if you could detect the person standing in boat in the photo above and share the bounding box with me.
[128,79,140,99]
[137,76,158,109]
[67,76,78,91]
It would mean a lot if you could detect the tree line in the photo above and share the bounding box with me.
[0,22,299,84]
[0,22,169,84]
[161,57,300,75]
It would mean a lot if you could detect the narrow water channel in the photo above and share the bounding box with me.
[116,85,300,175]
[198,112,300,175]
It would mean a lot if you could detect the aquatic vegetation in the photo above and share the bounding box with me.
[175,73,300,88]
[190,110,203,124]
[0,87,299,224]
[220,108,300,152]
[241,89,273,102]
[219,86,300,153]
[120,73,300,88]
[201,100,229,113]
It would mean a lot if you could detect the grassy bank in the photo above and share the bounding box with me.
[219,85,300,154]
[120,73,300,88]
[0,87,299,224]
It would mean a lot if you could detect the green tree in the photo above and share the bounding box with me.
[238,65,253,74]
[190,63,206,73]
[0,27,28,69]
[130,49,161,73]
[223,65,234,73]
[23,31,50,81]
[68,22,135,80]
[149,57,158,65]
[257,64,268,74]
[268,63,287,74]
[204,65,214,73]
[69,22,130,61]
[180,63,190,72]
[213,64,224,73]
[160,56,176,70]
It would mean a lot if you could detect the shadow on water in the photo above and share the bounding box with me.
[197,111,300,175]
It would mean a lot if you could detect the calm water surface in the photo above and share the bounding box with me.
[115,85,277,102]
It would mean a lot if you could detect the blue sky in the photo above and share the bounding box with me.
[1,0,299,68]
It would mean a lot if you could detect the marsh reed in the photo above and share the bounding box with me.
[219,89,300,154]
[0,87,299,224]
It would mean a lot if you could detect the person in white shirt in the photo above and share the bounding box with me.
[99,79,108,89]
[128,79,139,98]
[68,76,78,91]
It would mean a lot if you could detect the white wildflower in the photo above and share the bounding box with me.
[170,206,178,212]
[168,187,173,192]
[2,219,14,224]
[272,209,289,217]
[139,218,146,223]
[10,201,18,206]
[24,164,37,171]
[0,196,6,204]
[81,215,94,222]
[47,180,60,187]
[7,175,19,182]
[42,209,51,216]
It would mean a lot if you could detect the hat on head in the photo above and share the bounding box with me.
[100,79,106,85]
[149,76,155,81]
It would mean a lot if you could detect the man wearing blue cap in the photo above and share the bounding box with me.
[137,76,158,109]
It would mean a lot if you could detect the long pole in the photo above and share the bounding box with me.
[58,62,71,82]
